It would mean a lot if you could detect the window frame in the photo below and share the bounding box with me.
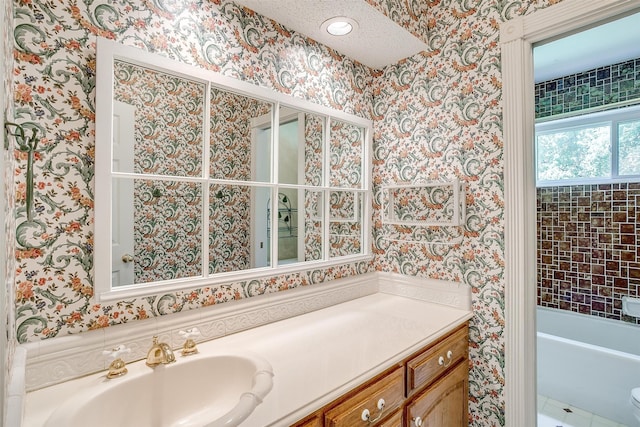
[535,104,640,187]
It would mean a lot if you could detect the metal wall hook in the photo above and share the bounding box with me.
[4,121,40,222]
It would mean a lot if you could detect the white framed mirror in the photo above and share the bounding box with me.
[95,38,372,301]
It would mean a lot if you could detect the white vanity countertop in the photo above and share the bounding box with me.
[24,292,472,427]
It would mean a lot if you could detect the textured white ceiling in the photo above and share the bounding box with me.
[233,0,428,70]
[534,12,640,82]
[235,2,640,78]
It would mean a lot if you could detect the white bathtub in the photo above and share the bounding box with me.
[537,307,640,426]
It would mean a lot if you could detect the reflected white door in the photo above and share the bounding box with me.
[112,101,135,286]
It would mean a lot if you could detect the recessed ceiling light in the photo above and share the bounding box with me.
[321,17,358,36]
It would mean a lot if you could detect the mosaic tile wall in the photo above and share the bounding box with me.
[536,54,640,322]
[537,184,640,324]
[535,57,640,119]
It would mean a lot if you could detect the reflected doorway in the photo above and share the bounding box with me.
[251,108,305,267]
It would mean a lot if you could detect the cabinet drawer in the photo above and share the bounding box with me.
[406,325,468,396]
[406,361,469,427]
[325,367,404,427]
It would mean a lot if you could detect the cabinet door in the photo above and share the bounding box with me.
[405,361,468,427]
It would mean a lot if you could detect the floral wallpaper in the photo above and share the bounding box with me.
[8,0,571,425]
[209,183,252,273]
[111,63,366,281]
[371,0,564,424]
[208,89,271,273]
[12,0,373,344]
[386,184,458,223]
[329,120,365,258]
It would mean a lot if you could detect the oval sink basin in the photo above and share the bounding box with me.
[44,353,273,427]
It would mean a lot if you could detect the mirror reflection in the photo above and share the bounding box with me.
[100,41,370,295]
[210,184,270,273]
[113,60,205,177]
[210,86,272,182]
[112,178,203,286]
[329,190,363,258]
[330,119,363,189]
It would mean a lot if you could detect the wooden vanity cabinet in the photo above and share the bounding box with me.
[291,324,469,427]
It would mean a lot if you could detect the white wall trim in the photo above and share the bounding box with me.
[501,1,640,425]
[377,272,472,309]
[19,271,470,392]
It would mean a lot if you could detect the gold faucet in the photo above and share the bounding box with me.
[146,336,176,367]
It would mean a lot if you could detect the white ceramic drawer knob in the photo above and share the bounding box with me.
[413,416,423,427]
[438,350,453,367]
[360,398,386,423]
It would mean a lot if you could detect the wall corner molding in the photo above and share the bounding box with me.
[500,19,524,44]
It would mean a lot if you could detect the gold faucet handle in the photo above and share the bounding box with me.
[179,328,201,356]
[102,344,131,379]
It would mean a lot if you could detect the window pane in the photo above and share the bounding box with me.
[619,119,640,176]
[536,124,610,181]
